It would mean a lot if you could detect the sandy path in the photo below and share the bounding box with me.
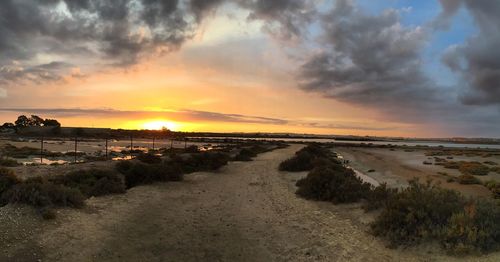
[4,145,500,261]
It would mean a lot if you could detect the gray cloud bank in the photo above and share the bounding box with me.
[436,0,500,105]
[1,0,499,136]
[0,0,315,85]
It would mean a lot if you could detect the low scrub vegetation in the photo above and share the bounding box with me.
[0,157,21,167]
[279,144,331,172]
[0,167,20,196]
[1,144,63,158]
[136,153,162,164]
[484,181,500,199]
[233,148,257,161]
[457,174,481,185]
[371,179,500,254]
[173,152,229,174]
[115,161,183,188]
[1,144,40,158]
[458,162,490,176]
[287,145,500,254]
[295,162,372,203]
[1,177,85,209]
[232,144,273,162]
[49,169,126,197]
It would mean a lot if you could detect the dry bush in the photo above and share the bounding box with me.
[279,144,332,172]
[50,169,126,197]
[371,180,466,246]
[0,157,21,167]
[442,200,500,254]
[0,167,20,200]
[457,174,482,185]
[136,153,162,164]
[1,177,85,208]
[295,163,371,204]
[115,161,184,188]
[459,162,490,176]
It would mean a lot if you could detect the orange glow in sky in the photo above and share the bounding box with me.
[142,120,180,131]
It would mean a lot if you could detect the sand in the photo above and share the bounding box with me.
[335,147,500,197]
[2,145,500,261]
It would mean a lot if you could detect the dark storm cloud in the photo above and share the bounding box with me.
[0,0,316,87]
[436,0,500,105]
[237,0,316,41]
[0,0,212,84]
[298,0,437,114]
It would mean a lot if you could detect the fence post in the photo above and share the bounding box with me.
[170,139,173,150]
[152,137,155,151]
[184,138,187,149]
[40,137,44,164]
[74,136,78,163]
[105,138,108,160]
[130,135,133,158]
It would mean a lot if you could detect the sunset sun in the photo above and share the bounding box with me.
[142,120,180,131]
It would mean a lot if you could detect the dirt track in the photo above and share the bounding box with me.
[3,144,500,261]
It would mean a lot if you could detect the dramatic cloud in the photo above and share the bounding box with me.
[0,108,288,125]
[0,0,197,86]
[0,0,315,87]
[0,107,401,131]
[298,0,436,115]
[237,0,316,41]
[437,0,500,105]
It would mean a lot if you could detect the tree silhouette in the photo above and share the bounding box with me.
[43,119,61,127]
[15,115,30,127]
[30,115,44,126]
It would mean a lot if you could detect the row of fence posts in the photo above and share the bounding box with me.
[38,136,189,164]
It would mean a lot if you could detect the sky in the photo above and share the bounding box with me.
[0,0,499,138]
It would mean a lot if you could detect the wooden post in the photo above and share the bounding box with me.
[40,137,44,164]
[184,138,187,149]
[130,135,133,158]
[152,137,155,151]
[105,138,108,160]
[74,137,78,163]
[170,139,173,149]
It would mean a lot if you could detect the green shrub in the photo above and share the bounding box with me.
[459,162,490,176]
[1,177,85,208]
[115,160,133,174]
[295,163,372,204]
[136,153,162,164]
[0,157,20,167]
[457,174,482,185]
[176,152,229,173]
[115,161,184,188]
[484,181,500,199]
[50,169,126,197]
[363,183,398,211]
[280,151,316,171]
[1,144,39,158]
[0,167,20,198]
[442,200,500,254]
[279,144,332,172]
[444,161,461,169]
[371,180,466,246]
[233,148,257,162]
